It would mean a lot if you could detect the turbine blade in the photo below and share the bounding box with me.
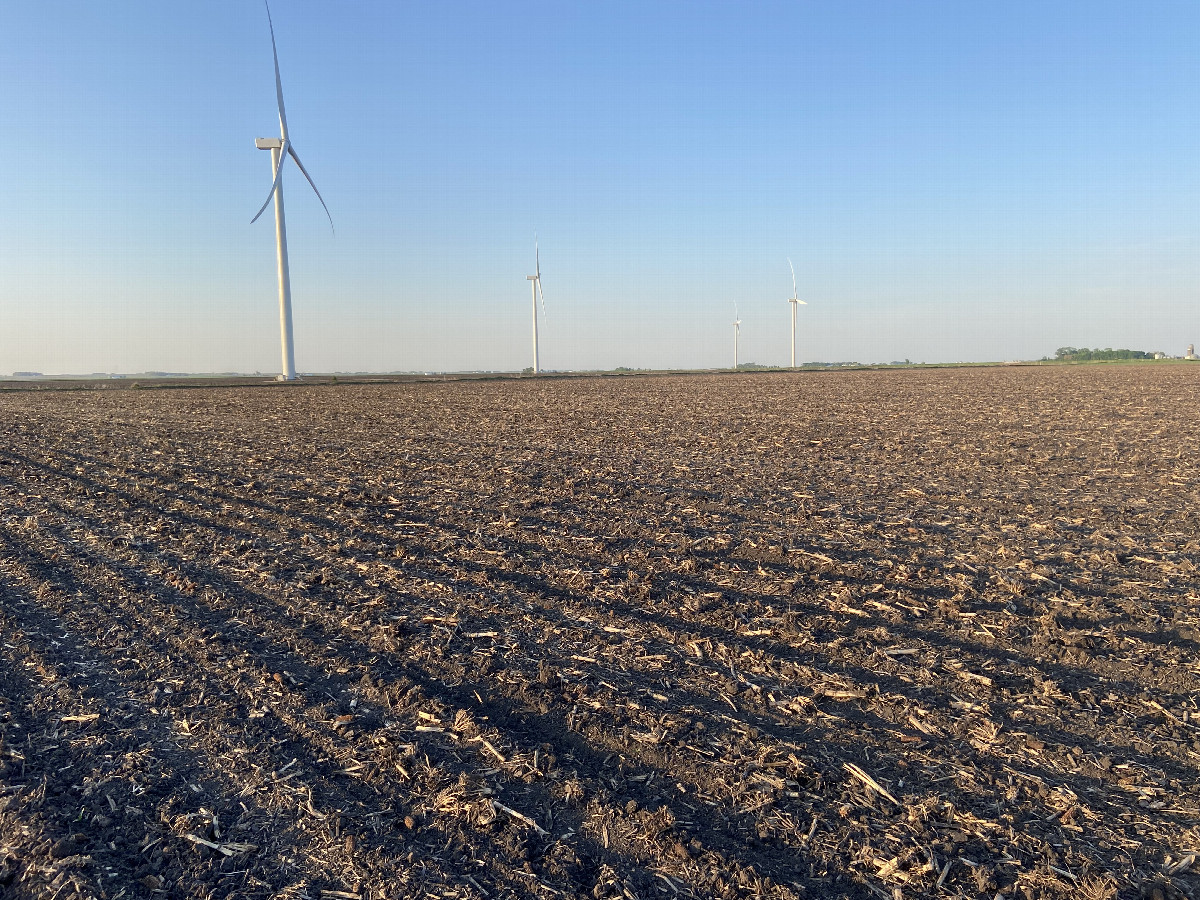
[287,144,335,231]
[265,0,290,140]
[251,139,289,224]
[534,237,543,314]
[788,257,797,298]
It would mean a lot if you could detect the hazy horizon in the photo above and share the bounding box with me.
[3,1,1199,376]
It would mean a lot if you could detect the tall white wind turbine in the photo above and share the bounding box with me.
[251,0,334,382]
[733,304,742,370]
[526,238,546,374]
[787,258,807,369]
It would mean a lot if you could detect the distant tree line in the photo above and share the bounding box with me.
[1054,347,1153,361]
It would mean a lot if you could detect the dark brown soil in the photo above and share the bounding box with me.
[1,366,1198,900]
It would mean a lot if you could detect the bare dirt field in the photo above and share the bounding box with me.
[1,365,1198,900]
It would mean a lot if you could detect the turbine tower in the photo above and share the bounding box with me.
[526,238,546,374]
[787,258,807,369]
[252,1,333,382]
[733,305,742,370]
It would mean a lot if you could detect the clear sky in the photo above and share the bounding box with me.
[2,1,1199,375]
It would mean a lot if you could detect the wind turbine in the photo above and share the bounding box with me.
[733,304,741,370]
[526,238,546,374]
[787,258,807,369]
[251,0,333,382]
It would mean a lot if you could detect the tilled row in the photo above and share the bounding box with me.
[1,367,1198,900]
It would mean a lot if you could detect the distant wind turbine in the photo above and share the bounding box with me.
[787,258,807,369]
[251,0,334,382]
[733,304,742,370]
[526,238,546,374]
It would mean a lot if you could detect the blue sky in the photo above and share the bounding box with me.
[2,1,1199,374]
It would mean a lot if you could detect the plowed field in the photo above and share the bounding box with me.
[1,366,1198,900]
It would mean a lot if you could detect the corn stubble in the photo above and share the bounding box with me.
[0,365,1198,899]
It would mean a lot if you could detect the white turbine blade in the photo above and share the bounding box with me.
[251,138,290,224]
[265,1,290,140]
[287,144,335,231]
[797,299,807,305]
[534,236,544,314]
[788,257,797,298]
